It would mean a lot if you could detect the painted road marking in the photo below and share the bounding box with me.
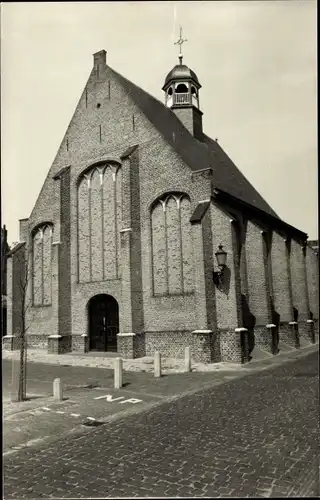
[56,411,65,414]
[93,394,143,404]
[119,398,142,404]
[94,395,125,402]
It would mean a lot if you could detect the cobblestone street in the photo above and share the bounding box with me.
[4,351,319,498]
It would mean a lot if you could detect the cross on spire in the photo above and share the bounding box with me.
[174,26,188,64]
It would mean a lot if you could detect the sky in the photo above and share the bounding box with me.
[1,0,317,244]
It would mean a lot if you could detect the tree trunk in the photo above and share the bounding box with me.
[18,333,25,401]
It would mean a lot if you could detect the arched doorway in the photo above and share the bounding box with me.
[88,294,119,351]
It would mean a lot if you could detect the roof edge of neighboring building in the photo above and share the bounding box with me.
[7,242,26,258]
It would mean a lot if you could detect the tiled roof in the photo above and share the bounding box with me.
[109,66,279,219]
[202,135,279,218]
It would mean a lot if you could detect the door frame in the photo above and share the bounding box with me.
[87,294,119,352]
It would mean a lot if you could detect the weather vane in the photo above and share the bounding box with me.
[174,26,188,64]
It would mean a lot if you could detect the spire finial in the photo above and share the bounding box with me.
[174,26,188,65]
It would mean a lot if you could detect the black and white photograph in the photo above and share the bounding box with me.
[1,1,318,498]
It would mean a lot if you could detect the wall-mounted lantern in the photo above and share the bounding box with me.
[213,244,227,287]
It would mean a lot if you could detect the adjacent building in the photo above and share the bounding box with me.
[1,225,9,337]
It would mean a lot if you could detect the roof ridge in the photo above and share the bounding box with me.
[107,64,280,219]
[108,65,206,141]
[108,65,166,108]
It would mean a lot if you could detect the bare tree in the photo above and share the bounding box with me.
[12,245,29,402]
[12,244,50,402]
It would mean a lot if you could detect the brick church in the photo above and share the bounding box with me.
[4,48,318,363]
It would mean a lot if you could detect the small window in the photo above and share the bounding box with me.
[168,87,173,96]
[191,86,197,96]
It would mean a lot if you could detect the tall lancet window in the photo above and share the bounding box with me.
[151,193,194,296]
[32,224,53,306]
[77,162,122,283]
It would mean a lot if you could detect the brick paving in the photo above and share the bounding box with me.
[3,351,319,498]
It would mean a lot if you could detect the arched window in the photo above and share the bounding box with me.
[77,162,122,283]
[32,224,53,306]
[151,193,194,295]
[175,83,189,94]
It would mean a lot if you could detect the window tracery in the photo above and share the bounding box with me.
[32,224,53,306]
[151,192,194,295]
[77,163,122,283]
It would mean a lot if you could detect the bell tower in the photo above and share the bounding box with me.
[162,27,203,140]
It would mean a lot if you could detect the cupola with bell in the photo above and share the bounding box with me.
[163,27,203,140]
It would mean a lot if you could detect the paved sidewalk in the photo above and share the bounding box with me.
[2,341,317,374]
[3,348,248,374]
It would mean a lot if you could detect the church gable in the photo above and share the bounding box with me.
[26,51,166,241]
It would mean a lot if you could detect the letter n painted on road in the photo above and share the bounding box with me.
[94,394,125,402]
[119,398,143,404]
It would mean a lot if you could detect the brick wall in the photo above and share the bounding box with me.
[210,203,239,330]
[305,245,319,320]
[26,235,59,338]
[58,167,72,337]
[245,221,270,326]
[27,334,48,349]
[290,239,309,321]
[12,245,26,335]
[171,106,203,140]
[271,232,293,323]
[128,148,144,332]
[6,256,12,335]
[139,138,211,335]
[145,330,218,362]
[19,219,29,242]
[201,206,216,331]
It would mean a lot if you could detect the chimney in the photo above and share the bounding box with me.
[93,50,107,72]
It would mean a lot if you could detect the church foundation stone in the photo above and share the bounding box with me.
[299,320,315,344]
[2,335,19,351]
[313,319,319,342]
[48,335,72,354]
[254,324,278,354]
[191,330,213,363]
[74,334,90,353]
[117,332,145,359]
[220,328,249,364]
[279,322,299,348]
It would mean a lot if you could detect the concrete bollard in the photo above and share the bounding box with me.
[185,346,191,372]
[114,357,123,389]
[154,351,161,378]
[53,378,63,400]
